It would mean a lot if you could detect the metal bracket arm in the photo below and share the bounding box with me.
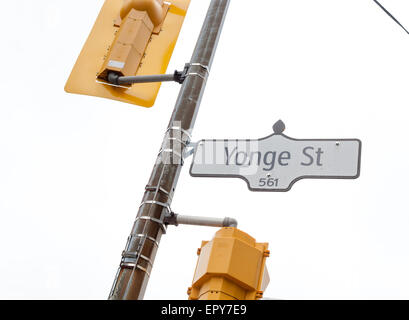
[164,213,238,228]
[107,70,184,85]
[107,62,210,86]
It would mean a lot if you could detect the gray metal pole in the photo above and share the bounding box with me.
[109,0,231,300]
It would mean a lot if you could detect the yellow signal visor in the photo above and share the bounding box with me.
[65,0,191,108]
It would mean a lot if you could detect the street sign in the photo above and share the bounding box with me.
[190,122,361,192]
[65,0,191,108]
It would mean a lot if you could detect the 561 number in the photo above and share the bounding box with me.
[259,178,279,188]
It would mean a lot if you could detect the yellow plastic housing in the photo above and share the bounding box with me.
[120,0,167,26]
[65,0,191,107]
[188,228,270,301]
[98,9,154,81]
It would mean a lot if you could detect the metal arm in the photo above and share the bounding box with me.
[107,68,187,85]
[164,214,238,228]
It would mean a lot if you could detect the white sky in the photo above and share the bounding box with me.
[0,0,409,300]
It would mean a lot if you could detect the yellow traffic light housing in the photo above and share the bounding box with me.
[65,0,191,107]
[188,228,270,300]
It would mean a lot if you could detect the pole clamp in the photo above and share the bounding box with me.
[164,212,178,226]
[176,63,210,84]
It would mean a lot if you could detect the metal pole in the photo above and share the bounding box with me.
[109,0,231,300]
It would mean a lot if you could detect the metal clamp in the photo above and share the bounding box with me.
[164,212,178,226]
[122,251,153,267]
[158,148,184,165]
[165,126,192,143]
[135,216,167,233]
[120,262,151,277]
[183,141,198,159]
[171,62,210,84]
[186,62,210,80]
[186,72,207,80]
[190,63,210,74]
[160,127,192,166]
[158,148,183,159]
[145,185,172,198]
[139,200,171,214]
[129,233,160,248]
[166,136,188,147]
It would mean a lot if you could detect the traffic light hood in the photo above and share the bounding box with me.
[120,0,166,27]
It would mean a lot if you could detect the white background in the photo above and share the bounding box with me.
[0,0,408,300]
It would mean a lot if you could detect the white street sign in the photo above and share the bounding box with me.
[190,129,361,192]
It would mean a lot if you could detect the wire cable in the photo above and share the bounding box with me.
[373,0,409,34]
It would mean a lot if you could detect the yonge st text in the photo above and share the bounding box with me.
[190,134,361,192]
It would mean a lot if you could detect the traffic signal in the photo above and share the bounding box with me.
[65,0,191,107]
[188,228,270,300]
